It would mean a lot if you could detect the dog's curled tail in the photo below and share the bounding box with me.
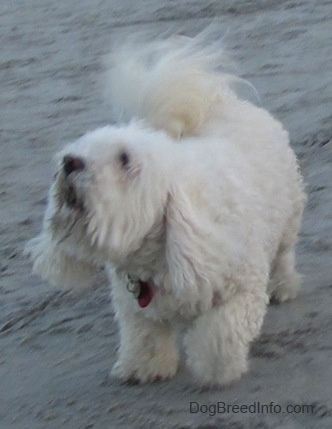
[104,31,234,138]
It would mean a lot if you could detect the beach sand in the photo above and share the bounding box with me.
[1,1,331,428]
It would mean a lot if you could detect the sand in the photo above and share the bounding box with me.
[0,0,331,428]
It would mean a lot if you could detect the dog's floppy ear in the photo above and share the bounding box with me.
[25,233,96,291]
[165,185,220,308]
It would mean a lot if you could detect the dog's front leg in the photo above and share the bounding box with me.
[111,309,179,383]
[184,287,268,386]
[109,271,179,383]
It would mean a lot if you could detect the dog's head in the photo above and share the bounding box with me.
[26,122,175,289]
[27,121,220,307]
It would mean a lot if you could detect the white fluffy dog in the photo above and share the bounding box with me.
[26,32,306,386]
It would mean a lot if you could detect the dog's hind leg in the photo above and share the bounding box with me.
[183,286,268,386]
[268,246,301,303]
[268,198,305,303]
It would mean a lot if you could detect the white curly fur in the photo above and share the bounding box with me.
[26,32,306,386]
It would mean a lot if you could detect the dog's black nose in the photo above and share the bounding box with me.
[63,155,85,176]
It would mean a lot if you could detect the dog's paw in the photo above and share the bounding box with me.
[111,349,179,384]
[269,274,301,304]
[268,272,302,304]
[270,287,298,303]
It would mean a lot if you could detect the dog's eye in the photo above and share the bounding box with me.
[118,151,130,168]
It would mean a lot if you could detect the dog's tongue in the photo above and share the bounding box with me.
[138,280,153,308]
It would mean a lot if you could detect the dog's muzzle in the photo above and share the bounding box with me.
[59,155,86,211]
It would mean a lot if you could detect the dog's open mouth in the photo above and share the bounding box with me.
[64,184,84,212]
[55,173,85,213]
[55,154,87,212]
